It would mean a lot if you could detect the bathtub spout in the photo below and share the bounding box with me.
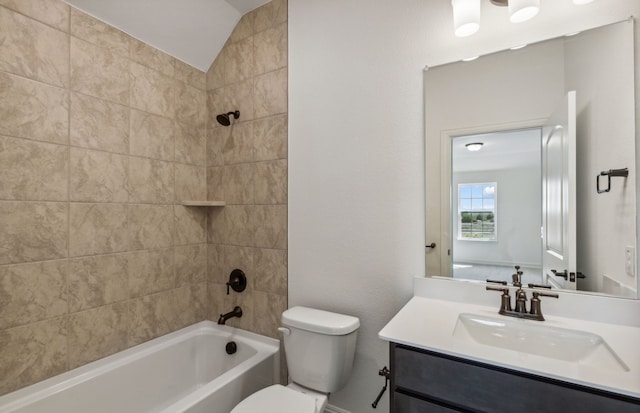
[218,306,243,325]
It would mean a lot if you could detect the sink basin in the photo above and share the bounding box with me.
[453,313,629,372]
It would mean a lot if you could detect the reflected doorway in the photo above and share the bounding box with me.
[451,128,543,285]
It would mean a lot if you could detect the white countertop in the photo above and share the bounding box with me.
[379,295,640,399]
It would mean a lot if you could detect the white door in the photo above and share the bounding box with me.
[541,91,577,289]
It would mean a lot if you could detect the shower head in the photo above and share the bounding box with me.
[216,110,240,126]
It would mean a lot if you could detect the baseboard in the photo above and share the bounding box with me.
[325,404,352,413]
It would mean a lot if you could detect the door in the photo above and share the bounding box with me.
[542,91,577,289]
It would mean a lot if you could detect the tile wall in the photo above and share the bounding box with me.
[0,0,209,395]
[205,0,289,339]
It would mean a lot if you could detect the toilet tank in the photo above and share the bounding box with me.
[281,307,360,393]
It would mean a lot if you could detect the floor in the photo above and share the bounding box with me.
[452,263,543,285]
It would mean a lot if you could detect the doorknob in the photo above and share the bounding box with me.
[426,242,436,249]
[551,269,568,280]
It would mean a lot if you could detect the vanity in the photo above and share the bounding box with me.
[379,278,640,413]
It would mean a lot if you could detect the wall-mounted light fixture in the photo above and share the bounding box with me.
[465,142,484,151]
[452,0,596,38]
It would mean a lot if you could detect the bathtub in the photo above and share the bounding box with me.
[0,321,280,413]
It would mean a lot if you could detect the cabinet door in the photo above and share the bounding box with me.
[394,392,463,413]
[392,344,640,413]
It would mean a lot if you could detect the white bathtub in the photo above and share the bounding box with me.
[0,321,280,413]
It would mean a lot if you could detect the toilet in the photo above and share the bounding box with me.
[231,306,360,413]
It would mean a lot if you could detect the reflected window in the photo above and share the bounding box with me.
[458,183,497,241]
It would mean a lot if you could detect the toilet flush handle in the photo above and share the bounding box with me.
[277,327,291,336]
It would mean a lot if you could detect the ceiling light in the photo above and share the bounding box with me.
[465,142,484,151]
[573,0,595,4]
[452,0,480,38]
[509,0,540,23]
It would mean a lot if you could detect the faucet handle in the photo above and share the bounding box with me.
[486,286,512,313]
[529,290,559,321]
[487,279,507,285]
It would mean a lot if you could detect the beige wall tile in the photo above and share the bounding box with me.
[129,157,174,204]
[129,38,174,77]
[0,260,68,330]
[174,205,207,246]
[70,37,130,106]
[0,0,69,32]
[175,164,206,201]
[254,114,287,161]
[70,92,129,154]
[221,245,255,287]
[253,0,287,33]
[128,290,174,346]
[0,202,67,265]
[128,248,175,298]
[253,290,286,338]
[223,163,255,205]
[0,72,68,145]
[128,204,174,250]
[175,81,206,128]
[207,207,227,245]
[208,284,254,331]
[254,68,287,118]
[254,23,287,74]
[67,302,128,369]
[229,13,255,43]
[130,62,175,118]
[175,121,205,166]
[68,254,129,313]
[207,244,224,284]
[173,284,206,329]
[254,205,287,249]
[225,80,255,122]
[129,109,174,161]
[224,37,254,84]
[70,8,129,57]
[175,60,205,90]
[207,127,228,167]
[223,121,255,165]
[206,88,227,123]
[0,136,68,201]
[0,317,67,395]
[206,52,225,90]
[70,148,129,203]
[254,248,287,296]
[254,159,287,205]
[206,166,224,202]
[0,7,68,87]
[224,205,253,246]
[175,244,206,287]
[69,203,128,257]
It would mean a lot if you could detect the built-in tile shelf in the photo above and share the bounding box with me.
[181,201,226,207]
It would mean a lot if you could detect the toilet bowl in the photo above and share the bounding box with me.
[229,306,359,413]
[230,383,327,413]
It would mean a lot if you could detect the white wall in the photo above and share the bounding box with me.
[289,1,640,412]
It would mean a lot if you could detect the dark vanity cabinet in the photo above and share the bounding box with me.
[389,343,640,413]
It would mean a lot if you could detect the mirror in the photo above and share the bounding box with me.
[425,20,638,299]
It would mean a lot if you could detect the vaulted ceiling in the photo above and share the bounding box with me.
[64,0,269,71]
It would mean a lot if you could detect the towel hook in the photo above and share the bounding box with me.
[597,168,628,194]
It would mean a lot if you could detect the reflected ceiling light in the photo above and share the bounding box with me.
[452,0,480,37]
[465,142,484,151]
[510,44,528,50]
[508,0,540,23]
[573,0,595,4]
[462,55,480,61]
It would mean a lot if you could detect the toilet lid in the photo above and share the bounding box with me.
[231,385,317,413]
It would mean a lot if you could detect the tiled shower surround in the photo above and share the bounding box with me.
[0,0,288,395]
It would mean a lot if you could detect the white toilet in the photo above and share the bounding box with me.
[231,306,360,413]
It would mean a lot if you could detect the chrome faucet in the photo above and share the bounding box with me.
[217,306,243,325]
